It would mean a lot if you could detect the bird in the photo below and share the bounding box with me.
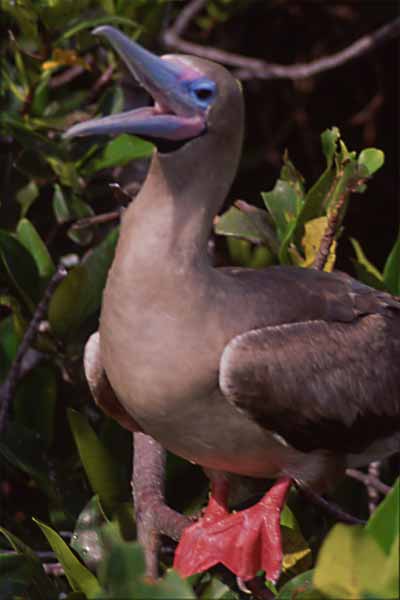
[65,26,400,583]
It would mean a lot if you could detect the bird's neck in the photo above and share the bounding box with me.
[116,139,240,274]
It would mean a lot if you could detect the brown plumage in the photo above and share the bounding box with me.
[67,26,400,582]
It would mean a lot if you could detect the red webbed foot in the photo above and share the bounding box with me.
[174,477,291,583]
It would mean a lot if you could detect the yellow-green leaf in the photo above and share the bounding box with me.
[34,518,100,596]
[291,216,336,271]
[68,409,125,515]
[17,218,55,280]
[314,524,397,599]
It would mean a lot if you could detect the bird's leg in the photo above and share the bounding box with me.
[132,432,191,579]
[84,334,190,577]
[132,433,164,579]
[174,474,292,583]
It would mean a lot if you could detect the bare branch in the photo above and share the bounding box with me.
[43,562,64,577]
[346,467,391,496]
[312,187,347,271]
[0,264,67,434]
[297,483,366,525]
[163,1,400,81]
[71,209,122,230]
[367,461,383,514]
[49,55,94,88]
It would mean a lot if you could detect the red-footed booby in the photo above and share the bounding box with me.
[65,26,400,583]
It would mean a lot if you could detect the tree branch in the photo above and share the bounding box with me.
[0,264,67,434]
[346,467,390,496]
[297,484,366,526]
[163,1,400,81]
[312,187,347,271]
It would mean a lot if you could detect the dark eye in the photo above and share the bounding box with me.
[195,88,213,101]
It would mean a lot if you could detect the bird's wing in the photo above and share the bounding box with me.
[219,305,400,454]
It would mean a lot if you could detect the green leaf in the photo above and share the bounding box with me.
[0,229,40,311]
[215,204,278,253]
[16,181,39,218]
[366,478,399,555]
[68,409,125,515]
[97,524,145,597]
[383,231,400,295]
[321,127,340,166]
[313,523,398,599]
[52,183,70,223]
[58,15,139,42]
[34,518,101,596]
[293,166,335,244]
[16,219,55,280]
[31,77,50,117]
[14,365,58,448]
[83,134,153,175]
[226,237,253,266]
[0,526,56,599]
[262,176,304,264]
[350,238,385,290]
[46,157,80,189]
[280,506,312,576]
[358,148,385,175]
[291,128,350,249]
[67,195,94,246]
[262,180,302,242]
[199,577,234,599]
[49,227,118,338]
[97,523,195,598]
[280,152,305,200]
[277,570,323,600]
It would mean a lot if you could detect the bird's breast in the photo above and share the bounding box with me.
[98,264,301,478]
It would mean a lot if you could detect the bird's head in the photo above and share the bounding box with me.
[64,26,244,157]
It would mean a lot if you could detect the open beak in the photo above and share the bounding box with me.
[64,26,206,141]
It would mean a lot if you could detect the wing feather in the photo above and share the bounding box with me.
[219,313,400,453]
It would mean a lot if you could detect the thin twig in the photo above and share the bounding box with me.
[49,55,94,88]
[43,562,64,576]
[0,264,67,434]
[297,483,366,525]
[367,461,382,513]
[163,1,400,81]
[87,64,115,103]
[312,188,347,271]
[245,576,276,600]
[71,210,122,230]
[346,467,391,496]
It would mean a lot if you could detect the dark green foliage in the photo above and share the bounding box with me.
[0,1,398,598]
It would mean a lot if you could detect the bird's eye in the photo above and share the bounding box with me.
[195,88,213,101]
[190,79,217,106]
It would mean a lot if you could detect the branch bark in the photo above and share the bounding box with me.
[346,467,390,496]
[163,0,400,81]
[0,264,67,434]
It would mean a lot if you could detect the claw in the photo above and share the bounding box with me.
[174,477,291,582]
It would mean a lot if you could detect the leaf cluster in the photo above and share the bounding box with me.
[0,2,398,599]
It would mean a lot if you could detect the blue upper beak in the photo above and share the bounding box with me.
[64,26,207,142]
